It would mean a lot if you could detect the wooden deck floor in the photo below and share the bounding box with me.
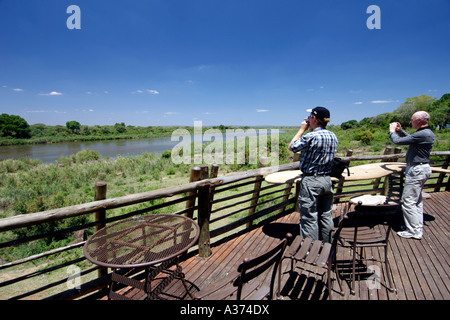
[107,191,450,301]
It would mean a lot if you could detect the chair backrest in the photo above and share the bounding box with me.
[328,202,351,261]
[234,237,288,300]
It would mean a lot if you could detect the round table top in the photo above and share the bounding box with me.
[344,162,406,181]
[83,214,200,269]
[431,167,450,174]
[264,170,303,184]
[264,162,407,184]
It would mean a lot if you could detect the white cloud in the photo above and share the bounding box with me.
[26,109,66,114]
[132,89,160,94]
[13,88,24,92]
[256,109,270,113]
[353,101,363,105]
[164,112,179,115]
[39,91,63,96]
[371,100,393,104]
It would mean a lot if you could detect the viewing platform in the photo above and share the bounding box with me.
[0,149,449,302]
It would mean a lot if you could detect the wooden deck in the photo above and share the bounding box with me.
[107,191,450,301]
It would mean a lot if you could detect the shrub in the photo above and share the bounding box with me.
[356,130,374,145]
[73,149,101,163]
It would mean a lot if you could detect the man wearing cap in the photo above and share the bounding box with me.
[288,106,338,242]
[389,111,435,240]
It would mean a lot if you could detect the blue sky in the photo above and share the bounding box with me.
[1,0,449,127]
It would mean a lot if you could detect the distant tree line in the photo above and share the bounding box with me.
[0,116,190,141]
[341,93,450,130]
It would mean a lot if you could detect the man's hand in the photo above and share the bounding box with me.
[288,120,310,151]
[389,122,401,132]
[300,119,310,131]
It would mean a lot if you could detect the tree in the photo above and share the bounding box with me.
[0,113,31,138]
[114,122,126,133]
[341,120,358,130]
[428,94,450,129]
[395,95,436,126]
[66,121,81,134]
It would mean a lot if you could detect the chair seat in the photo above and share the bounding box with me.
[339,227,387,245]
[287,235,332,268]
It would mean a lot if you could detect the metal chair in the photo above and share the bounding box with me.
[338,199,400,294]
[195,236,288,300]
[280,202,351,299]
[338,172,404,294]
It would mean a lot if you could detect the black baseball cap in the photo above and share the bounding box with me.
[306,106,330,120]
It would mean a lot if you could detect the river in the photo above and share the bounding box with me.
[0,129,282,164]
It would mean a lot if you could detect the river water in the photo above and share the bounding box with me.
[0,130,282,164]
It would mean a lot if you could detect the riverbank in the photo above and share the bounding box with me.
[0,125,289,146]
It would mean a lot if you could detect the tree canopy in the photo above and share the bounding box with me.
[0,113,31,138]
[66,121,81,134]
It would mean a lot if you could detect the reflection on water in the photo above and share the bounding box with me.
[0,130,281,164]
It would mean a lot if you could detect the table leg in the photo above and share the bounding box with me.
[144,258,197,300]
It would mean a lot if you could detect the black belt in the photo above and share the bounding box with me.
[407,162,429,166]
[303,173,330,177]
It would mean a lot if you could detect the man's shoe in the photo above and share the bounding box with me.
[397,231,422,240]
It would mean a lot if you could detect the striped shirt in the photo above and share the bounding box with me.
[290,127,338,175]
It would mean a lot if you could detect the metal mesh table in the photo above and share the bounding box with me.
[83,214,199,299]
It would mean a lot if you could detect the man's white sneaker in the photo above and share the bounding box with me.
[397,231,422,240]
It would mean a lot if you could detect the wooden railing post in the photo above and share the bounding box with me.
[246,157,266,228]
[185,167,201,219]
[208,164,219,212]
[190,164,217,258]
[373,147,393,193]
[197,184,212,257]
[94,181,107,231]
[199,164,209,180]
[382,147,402,195]
[94,181,107,278]
[434,153,450,192]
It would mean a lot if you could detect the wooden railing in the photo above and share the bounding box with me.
[0,149,449,300]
